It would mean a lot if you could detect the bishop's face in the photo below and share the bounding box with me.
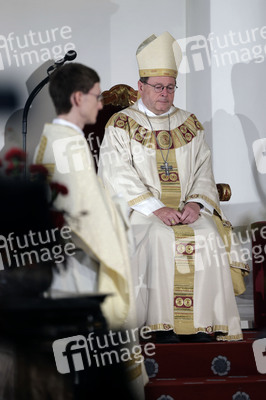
[138,76,176,115]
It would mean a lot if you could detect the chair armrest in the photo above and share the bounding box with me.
[216,183,231,201]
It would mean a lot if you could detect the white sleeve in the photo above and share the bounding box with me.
[186,198,214,214]
[131,197,165,216]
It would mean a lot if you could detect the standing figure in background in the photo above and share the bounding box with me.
[33,62,147,398]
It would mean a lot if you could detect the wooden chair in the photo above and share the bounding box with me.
[83,84,138,172]
[83,84,231,202]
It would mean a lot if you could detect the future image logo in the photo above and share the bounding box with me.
[53,335,91,374]
[52,136,93,174]
[0,226,75,270]
[0,26,75,70]
[252,338,266,374]
[52,327,155,374]
[252,138,266,174]
[178,26,266,74]
[178,35,211,74]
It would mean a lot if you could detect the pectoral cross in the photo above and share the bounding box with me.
[161,162,173,176]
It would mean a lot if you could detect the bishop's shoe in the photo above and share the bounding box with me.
[179,332,212,343]
[155,330,180,343]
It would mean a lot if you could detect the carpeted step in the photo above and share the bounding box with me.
[144,375,266,400]
[143,340,258,379]
[142,330,266,399]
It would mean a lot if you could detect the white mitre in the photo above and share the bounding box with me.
[136,31,182,78]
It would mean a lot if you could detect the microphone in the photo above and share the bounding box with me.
[54,50,77,65]
[47,50,77,74]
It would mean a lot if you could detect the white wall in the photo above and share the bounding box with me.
[108,0,186,101]
[184,0,266,226]
[0,0,186,161]
[0,0,265,228]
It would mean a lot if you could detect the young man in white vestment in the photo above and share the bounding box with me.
[33,62,148,398]
[98,32,250,343]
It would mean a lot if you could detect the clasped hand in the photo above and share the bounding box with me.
[153,202,201,226]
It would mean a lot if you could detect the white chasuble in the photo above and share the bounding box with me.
[98,103,250,341]
[34,123,136,330]
[34,123,149,395]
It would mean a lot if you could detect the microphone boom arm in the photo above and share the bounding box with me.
[22,74,50,155]
[21,50,77,177]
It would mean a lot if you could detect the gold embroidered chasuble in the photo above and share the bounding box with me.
[98,103,250,341]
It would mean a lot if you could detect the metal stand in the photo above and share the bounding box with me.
[21,51,77,177]
[22,74,50,177]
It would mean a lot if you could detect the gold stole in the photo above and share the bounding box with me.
[125,112,203,334]
[156,138,196,334]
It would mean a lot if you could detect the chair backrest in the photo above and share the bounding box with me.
[101,84,138,107]
[83,84,138,171]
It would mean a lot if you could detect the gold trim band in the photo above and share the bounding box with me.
[186,193,222,216]
[128,192,153,206]
[139,68,177,78]
[35,135,47,164]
